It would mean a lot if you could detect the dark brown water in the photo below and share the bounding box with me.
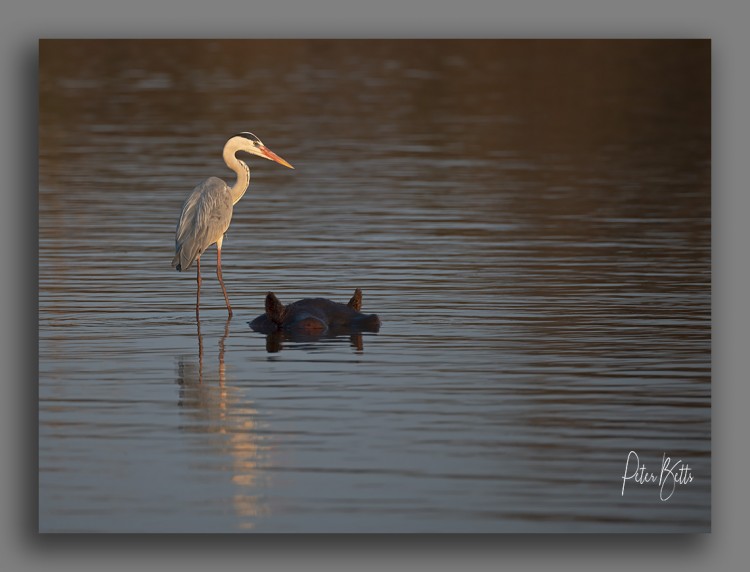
[39,40,710,532]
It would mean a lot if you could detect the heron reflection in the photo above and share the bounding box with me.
[176,317,272,529]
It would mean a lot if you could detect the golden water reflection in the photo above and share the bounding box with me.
[175,318,271,529]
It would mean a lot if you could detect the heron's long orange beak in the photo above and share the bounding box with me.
[261,146,294,169]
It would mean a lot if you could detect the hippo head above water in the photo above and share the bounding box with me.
[249,288,381,337]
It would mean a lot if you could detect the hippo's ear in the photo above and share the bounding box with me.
[265,292,285,324]
[347,288,362,311]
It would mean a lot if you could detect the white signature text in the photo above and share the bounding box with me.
[621,451,694,501]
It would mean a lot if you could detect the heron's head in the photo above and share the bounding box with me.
[230,132,294,169]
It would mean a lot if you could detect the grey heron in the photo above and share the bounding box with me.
[172,132,293,317]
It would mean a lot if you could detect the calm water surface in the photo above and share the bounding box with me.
[39,40,711,532]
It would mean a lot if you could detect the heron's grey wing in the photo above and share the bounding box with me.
[172,177,233,271]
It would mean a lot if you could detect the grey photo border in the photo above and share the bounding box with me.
[7,0,747,570]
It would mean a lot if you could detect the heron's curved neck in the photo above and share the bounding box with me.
[223,144,251,205]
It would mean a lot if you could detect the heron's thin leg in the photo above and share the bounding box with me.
[196,315,203,384]
[196,256,202,318]
[216,245,233,318]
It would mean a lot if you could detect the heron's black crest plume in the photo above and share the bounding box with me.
[236,132,261,143]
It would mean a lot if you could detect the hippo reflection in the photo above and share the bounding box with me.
[250,288,381,336]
